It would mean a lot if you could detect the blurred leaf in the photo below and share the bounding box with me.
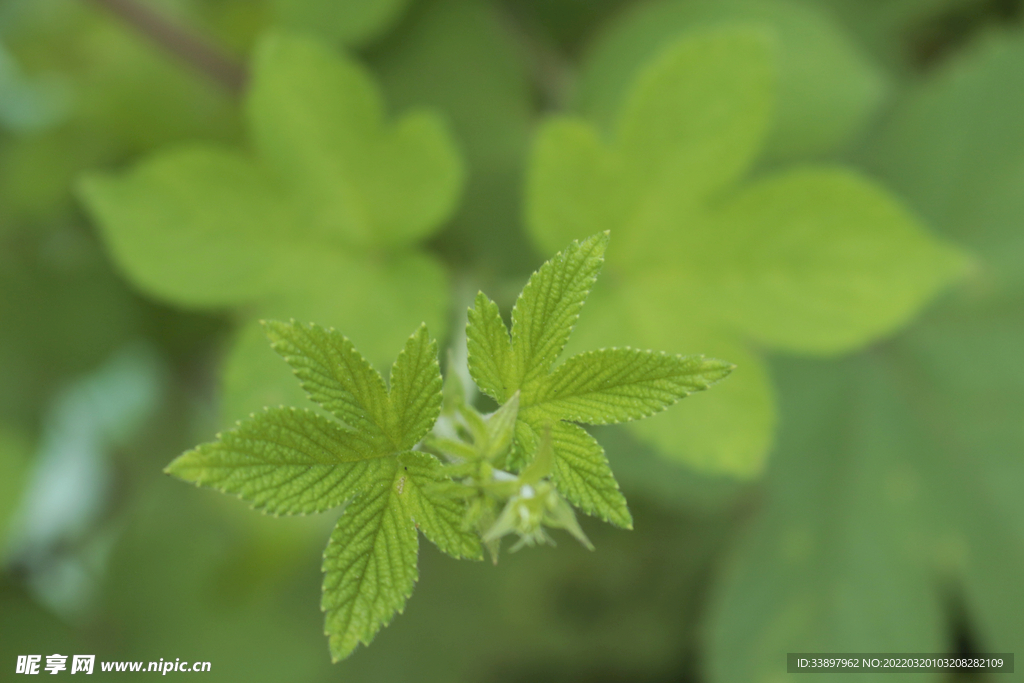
[707,355,947,683]
[78,32,460,426]
[270,0,414,47]
[528,28,965,475]
[370,0,535,274]
[860,29,1024,290]
[576,0,888,163]
[248,33,462,249]
[708,286,1024,680]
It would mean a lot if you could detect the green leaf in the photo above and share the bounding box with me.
[270,0,413,47]
[527,27,966,475]
[526,348,734,425]
[510,232,608,389]
[398,451,482,560]
[247,33,463,250]
[78,31,460,429]
[705,168,968,353]
[387,324,443,449]
[466,290,514,403]
[470,234,732,514]
[166,408,388,516]
[482,392,519,462]
[574,0,888,163]
[545,422,632,529]
[78,148,294,308]
[859,30,1024,289]
[322,460,418,662]
[264,321,390,439]
[222,251,448,426]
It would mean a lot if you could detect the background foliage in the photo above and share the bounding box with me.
[1,0,1021,680]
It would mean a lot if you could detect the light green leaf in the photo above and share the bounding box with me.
[527,26,966,474]
[270,0,413,47]
[482,392,519,462]
[322,460,418,661]
[510,232,608,389]
[247,33,463,250]
[77,147,294,308]
[545,422,632,529]
[166,408,388,516]
[529,29,774,262]
[526,348,733,425]
[466,290,514,403]
[575,0,887,163]
[398,451,482,560]
[706,168,969,353]
[78,31,458,432]
[264,321,390,439]
[387,324,443,449]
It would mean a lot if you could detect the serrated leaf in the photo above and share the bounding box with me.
[322,460,417,661]
[527,26,966,474]
[222,251,448,426]
[398,451,482,560]
[545,422,632,530]
[166,408,388,516]
[264,321,390,439]
[387,324,443,449]
[526,348,733,425]
[510,232,608,389]
[247,33,462,250]
[466,290,514,403]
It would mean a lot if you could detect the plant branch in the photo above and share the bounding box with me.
[82,0,247,94]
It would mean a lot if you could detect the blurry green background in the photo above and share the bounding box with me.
[1,0,1022,680]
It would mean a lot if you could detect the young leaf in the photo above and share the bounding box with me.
[263,320,390,438]
[510,231,608,389]
[387,324,444,450]
[321,461,417,662]
[525,347,734,425]
[398,451,482,560]
[546,421,632,530]
[467,233,732,523]
[166,407,388,516]
[466,290,514,403]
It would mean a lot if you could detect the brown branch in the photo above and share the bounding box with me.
[82,0,247,94]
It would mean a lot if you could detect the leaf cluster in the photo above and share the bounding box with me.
[167,233,732,660]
